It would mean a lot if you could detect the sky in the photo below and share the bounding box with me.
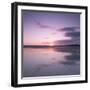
[22,10,80,46]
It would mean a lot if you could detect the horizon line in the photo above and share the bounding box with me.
[23,44,80,47]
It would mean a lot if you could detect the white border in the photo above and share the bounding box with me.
[17,5,86,84]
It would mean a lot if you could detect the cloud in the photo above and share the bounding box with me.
[54,39,80,45]
[35,20,80,33]
[66,31,80,38]
[57,27,80,32]
[54,27,80,45]
[35,21,55,29]
[65,31,80,43]
[54,30,80,45]
[34,21,80,45]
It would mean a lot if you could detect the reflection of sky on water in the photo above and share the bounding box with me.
[22,46,80,77]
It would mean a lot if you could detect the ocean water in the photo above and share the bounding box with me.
[22,46,80,77]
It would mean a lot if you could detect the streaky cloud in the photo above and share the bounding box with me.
[57,26,80,32]
[66,31,80,37]
[54,39,80,45]
[35,20,55,29]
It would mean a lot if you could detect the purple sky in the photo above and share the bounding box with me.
[22,10,80,46]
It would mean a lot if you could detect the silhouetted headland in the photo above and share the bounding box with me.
[24,44,80,48]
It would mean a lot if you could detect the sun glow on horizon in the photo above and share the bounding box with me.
[23,11,80,46]
[48,42,54,46]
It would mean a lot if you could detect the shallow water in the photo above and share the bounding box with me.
[22,46,80,77]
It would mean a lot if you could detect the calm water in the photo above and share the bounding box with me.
[22,46,80,77]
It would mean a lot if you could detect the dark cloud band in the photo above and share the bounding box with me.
[58,27,80,32]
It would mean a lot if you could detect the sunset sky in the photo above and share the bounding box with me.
[22,10,80,46]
